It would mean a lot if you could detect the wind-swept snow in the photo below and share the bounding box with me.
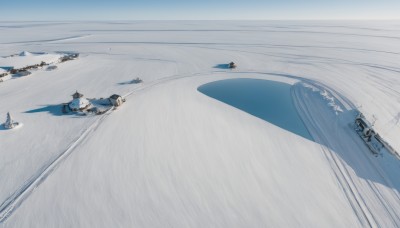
[1,21,400,227]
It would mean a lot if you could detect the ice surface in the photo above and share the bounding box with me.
[198,78,312,140]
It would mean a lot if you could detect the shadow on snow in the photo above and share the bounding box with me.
[198,77,400,192]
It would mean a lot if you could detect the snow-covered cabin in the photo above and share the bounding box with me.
[109,94,124,107]
[69,91,91,111]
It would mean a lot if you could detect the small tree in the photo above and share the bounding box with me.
[4,112,15,129]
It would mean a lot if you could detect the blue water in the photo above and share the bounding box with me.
[198,78,312,140]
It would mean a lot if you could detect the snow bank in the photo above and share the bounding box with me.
[0,52,63,69]
[302,83,344,115]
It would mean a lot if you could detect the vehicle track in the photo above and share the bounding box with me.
[0,70,214,223]
[2,68,399,226]
[292,80,400,227]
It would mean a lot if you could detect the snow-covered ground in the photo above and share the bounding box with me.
[0,21,400,227]
[0,51,63,69]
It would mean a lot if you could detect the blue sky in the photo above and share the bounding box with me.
[2,0,400,20]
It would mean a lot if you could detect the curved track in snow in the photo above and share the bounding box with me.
[292,80,400,227]
[2,69,400,227]
[0,70,219,223]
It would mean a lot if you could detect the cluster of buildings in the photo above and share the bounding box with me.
[0,52,79,83]
[63,91,125,115]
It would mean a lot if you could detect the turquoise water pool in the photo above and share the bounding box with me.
[198,78,312,140]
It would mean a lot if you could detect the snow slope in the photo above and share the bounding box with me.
[1,21,400,227]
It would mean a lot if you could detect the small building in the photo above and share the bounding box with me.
[68,91,91,111]
[109,94,125,107]
[229,62,237,69]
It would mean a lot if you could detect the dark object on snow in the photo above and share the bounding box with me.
[109,94,125,107]
[72,91,84,99]
[355,113,399,159]
[60,53,79,62]
[87,107,109,115]
[47,65,58,71]
[4,112,19,129]
[0,74,7,78]
[10,61,48,75]
[131,77,143,84]
[18,71,31,76]
[229,62,237,69]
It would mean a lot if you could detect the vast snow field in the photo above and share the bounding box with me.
[1,21,400,227]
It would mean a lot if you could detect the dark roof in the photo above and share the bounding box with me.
[110,94,122,99]
[72,91,84,98]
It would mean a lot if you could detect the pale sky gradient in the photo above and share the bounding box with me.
[1,0,400,20]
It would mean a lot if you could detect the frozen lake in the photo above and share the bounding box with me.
[198,78,312,140]
[2,21,400,227]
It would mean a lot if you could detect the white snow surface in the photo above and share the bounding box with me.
[0,51,62,69]
[0,21,400,227]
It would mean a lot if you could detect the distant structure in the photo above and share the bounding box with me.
[72,91,84,99]
[68,91,91,111]
[4,112,21,129]
[62,91,125,115]
[60,53,79,62]
[109,94,125,107]
[131,77,143,84]
[229,62,237,69]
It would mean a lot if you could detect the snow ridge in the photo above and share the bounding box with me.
[302,83,344,115]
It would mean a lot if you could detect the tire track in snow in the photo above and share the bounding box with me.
[232,70,400,226]
[291,80,400,227]
[0,70,217,223]
[0,109,112,222]
[2,67,399,225]
[291,85,376,227]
